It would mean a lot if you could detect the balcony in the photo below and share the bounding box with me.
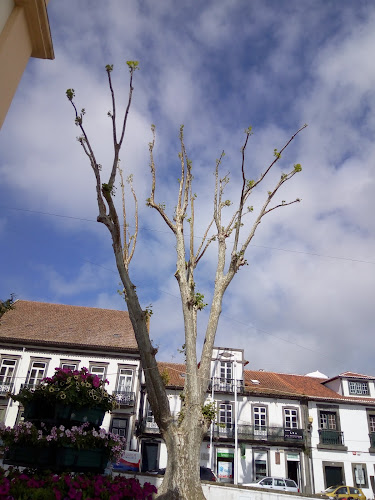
[143,418,160,433]
[210,424,305,444]
[112,391,135,406]
[20,383,42,391]
[318,429,345,447]
[0,382,14,396]
[208,377,244,394]
[141,412,180,434]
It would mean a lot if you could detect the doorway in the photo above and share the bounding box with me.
[324,465,344,487]
[286,453,300,485]
[141,442,159,472]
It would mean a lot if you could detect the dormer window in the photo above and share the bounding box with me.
[348,380,369,395]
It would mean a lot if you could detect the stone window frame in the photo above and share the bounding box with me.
[351,463,368,489]
[322,461,346,489]
[283,406,300,429]
[317,404,347,451]
[348,380,369,396]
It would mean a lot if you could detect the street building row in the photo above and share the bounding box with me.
[1,300,374,497]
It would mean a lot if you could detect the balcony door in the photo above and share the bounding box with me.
[27,361,47,387]
[117,368,133,393]
[218,403,233,436]
[253,406,267,438]
[0,359,17,391]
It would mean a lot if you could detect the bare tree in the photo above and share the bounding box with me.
[66,61,306,500]
[0,294,15,320]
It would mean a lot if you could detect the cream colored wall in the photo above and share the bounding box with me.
[0,0,14,33]
[0,0,54,129]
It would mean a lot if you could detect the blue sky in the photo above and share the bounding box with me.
[1,0,375,378]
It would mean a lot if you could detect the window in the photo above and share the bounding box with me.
[218,403,232,434]
[26,360,47,387]
[111,417,128,437]
[260,478,272,486]
[60,361,79,371]
[220,362,232,381]
[145,402,158,429]
[318,409,345,447]
[254,450,268,481]
[89,365,107,380]
[369,415,375,432]
[349,381,369,395]
[320,411,337,430]
[352,464,368,488]
[0,358,17,391]
[116,368,133,393]
[253,406,267,436]
[284,408,298,428]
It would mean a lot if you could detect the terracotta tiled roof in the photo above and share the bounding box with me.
[0,300,138,351]
[158,362,186,386]
[156,363,375,404]
[325,371,375,382]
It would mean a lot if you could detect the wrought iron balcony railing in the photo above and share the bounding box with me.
[20,383,43,391]
[112,390,136,406]
[318,429,344,446]
[208,377,244,394]
[0,382,14,395]
[142,412,180,433]
[210,424,305,443]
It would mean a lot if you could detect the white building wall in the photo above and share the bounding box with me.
[309,401,375,499]
[0,346,142,450]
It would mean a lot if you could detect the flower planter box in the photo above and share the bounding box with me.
[4,445,53,467]
[23,400,54,420]
[69,406,105,426]
[56,447,109,472]
[23,402,105,428]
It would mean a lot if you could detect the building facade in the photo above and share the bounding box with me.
[0,300,141,450]
[0,0,54,128]
[138,348,375,498]
[1,302,375,497]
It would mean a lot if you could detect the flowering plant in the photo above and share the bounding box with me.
[0,421,126,463]
[0,467,157,500]
[11,367,118,412]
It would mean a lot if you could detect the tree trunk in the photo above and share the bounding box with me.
[156,407,207,500]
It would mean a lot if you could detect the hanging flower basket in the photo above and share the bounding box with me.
[11,367,118,414]
[69,406,105,426]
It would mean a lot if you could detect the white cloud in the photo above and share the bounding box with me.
[1,0,375,378]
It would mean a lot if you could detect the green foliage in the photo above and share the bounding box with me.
[244,125,253,135]
[65,88,75,101]
[192,292,208,311]
[0,294,15,319]
[177,344,186,356]
[102,183,116,196]
[126,60,139,71]
[105,64,114,72]
[294,163,302,172]
[273,148,281,159]
[202,401,216,422]
[247,179,255,188]
[144,304,153,320]
[160,369,170,386]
